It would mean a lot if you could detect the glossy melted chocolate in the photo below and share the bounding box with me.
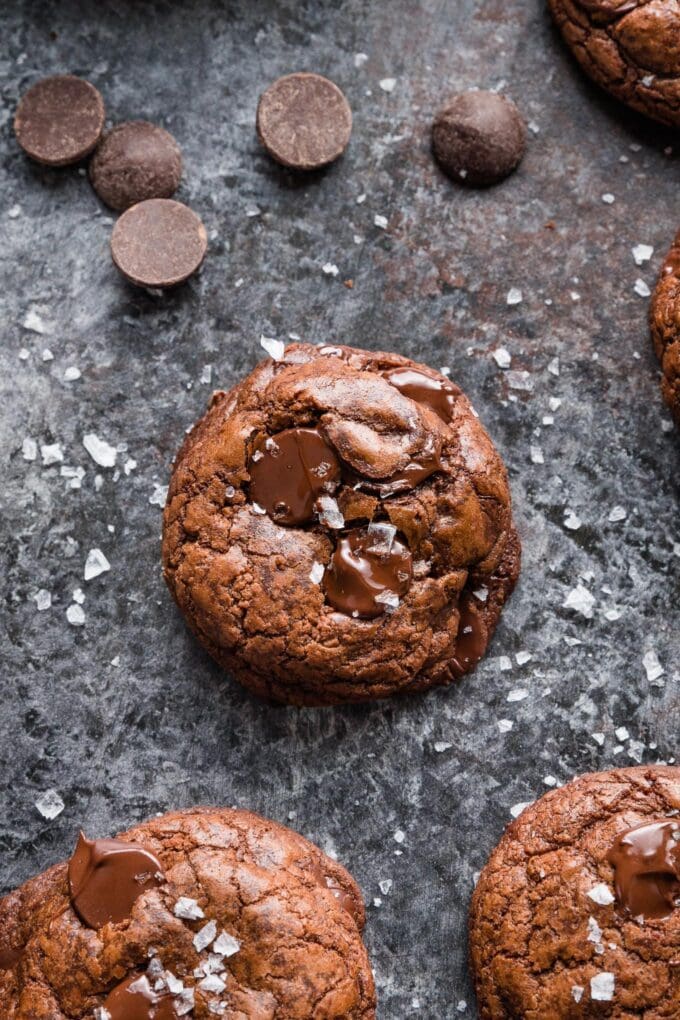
[450,594,488,678]
[383,366,459,423]
[102,974,177,1020]
[68,832,165,929]
[608,818,680,920]
[323,527,412,619]
[248,427,341,526]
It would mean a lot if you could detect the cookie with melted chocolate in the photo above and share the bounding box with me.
[470,765,680,1018]
[162,343,520,705]
[650,228,680,427]
[0,807,375,1018]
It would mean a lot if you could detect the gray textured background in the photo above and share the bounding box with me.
[1,0,679,1015]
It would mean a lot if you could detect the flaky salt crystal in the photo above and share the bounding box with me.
[213,930,241,957]
[588,883,615,906]
[194,919,217,952]
[22,438,37,461]
[493,347,511,369]
[367,522,396,554]
[317,495,344,529]
[260,335,285,361]
[379,78,396,93]
[571,986,584,1003]
[374,214,388,229]
[643,650,665,686]
[634,278,651,298]
[34,589,51,611]
[35,789,64,819]
[562,583,595,619]
[375,590,399,612]
[84,548,111,581]
[506,287,523,306]
[174,897,205,920]
[200,974,227,993]
[590,972,615,1001]
[309,562,325,585]
[165,972,184,994]
[41,443,63,465]
[83,433,117,468]
[608,505,627,523]
[66,604,85,626]
[632,244,653,266]
[510,802,532,819]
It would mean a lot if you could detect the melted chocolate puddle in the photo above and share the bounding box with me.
[248,427,341,526]
[383,366,460,423]
[323,526,413,619]
[102,974,176,1020]
[450,594,488,677]
[68,832,165,929]
[608,819,680,920]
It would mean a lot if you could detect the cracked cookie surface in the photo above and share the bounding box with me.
[650,229,680,427]
[547,0,680,127]
[470,765,680,1019]
[162,343,520,705]
[0,807,375,1019]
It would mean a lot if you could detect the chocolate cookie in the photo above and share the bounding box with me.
[90,121,182,211]
[548,0,680,127]
[470,765,680,1018]
[14,74,105,166]
[0,807,375,1018]
[650,229,680,427]
[256,72,352,170]
[110,198,207,288]
[432,91,527,187]
[162,343,520,705]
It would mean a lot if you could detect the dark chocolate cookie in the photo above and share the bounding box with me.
[650,229,680,427]
[0,807,375,1018]
[162,343,521,705]
[470,765,680,1018]
[90,121,182,211]
[548,0,680,127]
[432,91,527,187]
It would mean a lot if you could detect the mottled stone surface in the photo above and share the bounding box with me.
[0,1,678,1016]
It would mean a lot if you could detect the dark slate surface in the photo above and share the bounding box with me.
[1,0,679,1015]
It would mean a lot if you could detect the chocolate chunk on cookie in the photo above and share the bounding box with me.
[110,198,207,288]
[470,766,680,1018]
[548,0,680,127]
[14,74,105,166]
[0,807,375,1018]
[162,343,520,705]
[257,72,352,170]
[432,91,527,187]
[650,229,680,427]
[90,121,182,210]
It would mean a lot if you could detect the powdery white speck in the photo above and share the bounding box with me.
[73,588,85,605]
[588,883,615,905]
[434,741,452,753]
[23,308,50,334]
[506,287,523,306]
[193,919,217,953]
[602,193,615,204]
[393,829,405,844]
[493,347,511,369]
[64,367,81,381]
[543,775,557,786]
[608,505,627,523]
[34,589,51,611]
[322,262,339,276]
[8,204,21,218]
[84,548,111,581]
[379,77,396,93]
[66,604,85,626]
[149,483,168,507]
[309,562,325,585]
[374,214,388,229]
[562,583,596,619]
[174,897,205,920]
[22,437,37,461]
[41,443,63,465]
[634,278,651,298]
[591,972,615,1001]
[354,52,368,68]
[498,719,513,733]
[632,244,654,266]
[260,335,285,361]
[643,650,665,686]
[510,802,532,819]
[213,931,241,957]
[35,789,64,819]
[83,433,117,468]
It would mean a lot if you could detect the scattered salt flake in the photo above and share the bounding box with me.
[507,370,534,392]
[632,243,653,266]
[213,931,240,957]
[543,775,558,787]
[367,521,397,554]
[73,588,85,605]
[374,213,388,229]
[506,287,523,306]
[322,262,340,276]
[641,74,654,87]
[548,357,560,377]
[587,916,603,944]
[393,829,406,844]
[498,656,512,672]
[434,741,452,753]
[260,334,285,361]
[174,897,204,920]
[174,989,195,1017]
[34,589,51,611]
[591,972,615,1002]
[634,278,651,298]
[165,972,184,994]
[642,650,665,686]
[64,366,81,381]
[66,604,85,626]
[379,77,396,93]
[83,433,117,468]
[309,562,325,585]
[124,457,137,475]
[601,193,615,204]
[564,510,582,530]
[354,52,368,68]
[592,732,605,746]
[149,483,168,507]
[375,590,399,612]
[23,308,51,334]
[608,505,627,523]
[615,726,630,741]
[510,801,532,819]
[498,719,513,733]
[8,204,21,218]
[22,437,37,461]
[562,583,596,619]
[588,883,615,906]
[317,495,344,529]
[356,193,366,204]
[549,396,562,410]
[41,442,64,465]
[473,586,488,603]
[199,974,227,994]
[200,364,213,384]
[507,688,528,702]
[193,919,217,952]
[604,608,621,621]
[530,445,544,465]
[94,1008,112,1020]
[42,348,53,361]
[571,986,584,1003]
[84,548,111,581]
[35,789,64,819]
[493,347,511,369]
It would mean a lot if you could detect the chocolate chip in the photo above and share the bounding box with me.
[432,91,526,187]
[68,831,165,929]
[110,198,207,288]
[14,75,105,166]
[90,121,182,211]
[256,72,352,171]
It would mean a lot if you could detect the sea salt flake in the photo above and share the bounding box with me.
[213,931,241,957]
[165,972,184,994]
[498,719,513,733]
[564,510,581,530]
[379,879,393,895]
[615,726,630,741]
[199,973,227,993]
[354,52,368,68]
[84,548,111,581]
[498,656,512,672]
[201,364,213,384]
[34,589,51,611]
[374,213,388,229]
[434,740,452,752]
[608,505,627,523]
[643,650,665,685]
[35,789,64,819]
[507,370,534,392]
[83,433,117,468]
[506,287,523,306]
[473,586,488,603]
[64,367,81,381]
[374,590,399,612]
[634,278,651,298]
[22,437,37,461]
[322,262,339,276]
[563,583,595,619]
[316,495,344,529]
[66,604,85,626]
[507,688,528,702]
[260,335,285,361]
[174,897,205,920]
[174,989,195,1016]
[367,521,396,554]
[493,347,511,369]
[632,244,653,266]
[94,1009,112,1020]
[591,972,615,1001]
[309,562,325,585]
[149,483,168,507]
[379,77,396,93]
[193,919,217,952]
[73,588,85,605]
[23,308,51,334]
[587,916,603,944]
[602,193,615,204]
[571,986,584,1003]
[393,829,406,844]
[544,775,557,787]
[592,732,605,746]
[41,443,64,465]
[588,883,615,905]
[510,802,532,819]
[530,445,544,465]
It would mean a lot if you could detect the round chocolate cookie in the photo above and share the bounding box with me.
[256,72,352,170]
[650,229,680,427]
[432,91,526,187]
[162,343,521,705]
[0,807,375,1018]
[548,0,680,127]
[470,766,680,1018]
[110,198,207,288]
[14,74,105,166]
[90,121,182,211]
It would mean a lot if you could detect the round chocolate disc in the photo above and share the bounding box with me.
[432,90,526,187]
[14,75,105,166]
[256,72,352,170]
[110,198,207,288]
[90,121,182,211]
